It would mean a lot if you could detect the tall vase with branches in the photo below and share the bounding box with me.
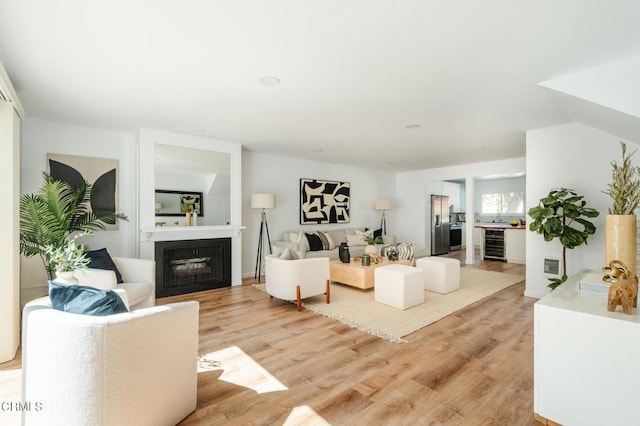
[528,188,599,290]
[20,173,128,280]
[602,141,640,276]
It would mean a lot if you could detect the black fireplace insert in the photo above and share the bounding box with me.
[155,238,231,298]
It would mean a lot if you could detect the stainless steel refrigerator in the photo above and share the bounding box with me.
[431,194,450,255]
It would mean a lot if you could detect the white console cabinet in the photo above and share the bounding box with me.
[534,269,640,425]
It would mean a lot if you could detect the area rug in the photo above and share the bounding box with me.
[253,267,524,343]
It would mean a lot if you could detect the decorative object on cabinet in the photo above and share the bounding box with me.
[607,275,638,315]
[251,193,276,283]
[602,142,640,277]
[374,199,392,235]
[528,188,599,290]
[603,259,638,315]
[299,178,350,224]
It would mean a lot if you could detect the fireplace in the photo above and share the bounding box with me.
[155,238,231,298]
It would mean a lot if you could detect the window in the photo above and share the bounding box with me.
[482,192,524,214]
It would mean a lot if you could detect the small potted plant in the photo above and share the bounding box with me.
[364,234,383,256]
[45,238,91,284]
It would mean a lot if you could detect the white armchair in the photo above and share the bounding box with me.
[265,255,331,311]
[73,256,155,310]
[21,300,199,426]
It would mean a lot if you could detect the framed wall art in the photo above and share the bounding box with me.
[300,178,350,224]
[155,190,203,216]
[47,153,120,230]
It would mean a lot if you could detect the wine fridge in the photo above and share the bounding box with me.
[484,229,505,261]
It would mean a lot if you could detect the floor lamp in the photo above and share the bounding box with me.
[375,199,392,235]
[252,193,276,283]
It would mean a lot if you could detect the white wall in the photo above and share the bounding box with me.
[20,118,138,289]
[525,122,638,298]
[242,151,395,277]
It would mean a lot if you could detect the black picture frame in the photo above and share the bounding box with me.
[155,190,203,216]
[300,178,350,224]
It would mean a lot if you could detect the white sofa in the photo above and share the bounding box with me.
[21,300,199,426]
[73,256,155,310]
[272,228,429,264]
[272,228,396,260]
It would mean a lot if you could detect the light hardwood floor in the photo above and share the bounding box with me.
[166,250,534,425]
[2,250,535,425]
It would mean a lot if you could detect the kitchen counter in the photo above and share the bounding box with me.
[474,223,526,230]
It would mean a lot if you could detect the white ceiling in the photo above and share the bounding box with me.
[1,1,640,172]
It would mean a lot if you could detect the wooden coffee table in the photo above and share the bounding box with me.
[330,258,411,289]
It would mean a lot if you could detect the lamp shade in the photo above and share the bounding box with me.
[251,193,276,209]
[374,199,392,211]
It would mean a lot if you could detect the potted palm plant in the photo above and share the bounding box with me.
[20,173,128,280]
[602,142,640,276]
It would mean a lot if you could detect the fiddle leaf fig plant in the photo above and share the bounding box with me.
[602,141,640,215]
[528,188,599,290]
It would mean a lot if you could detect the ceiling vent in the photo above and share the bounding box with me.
[0,61,24,117]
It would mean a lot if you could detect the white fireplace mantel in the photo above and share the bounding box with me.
[140,225,245,242]
[139,225,245,286]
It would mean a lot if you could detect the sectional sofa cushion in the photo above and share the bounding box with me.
[346,234,366,246]
[317,231,336,250]
[326,229,347,245]
[305,233,324,251]
[277,247,302,260]
[86,248,124,284]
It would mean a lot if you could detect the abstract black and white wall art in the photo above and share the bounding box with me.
[300,178,350,224]
[47,153,120,230]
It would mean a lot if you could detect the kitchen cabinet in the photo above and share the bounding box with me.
[535,270,640,425]
[442,181,460,211]
[505,228,525,263]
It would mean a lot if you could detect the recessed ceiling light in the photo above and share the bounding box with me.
[259,76,280,87]
[406,123,421,129]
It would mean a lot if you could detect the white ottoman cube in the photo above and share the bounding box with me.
[374,264,424,310]
[415,257,460,294]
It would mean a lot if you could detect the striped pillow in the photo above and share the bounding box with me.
[317,231,336,250]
